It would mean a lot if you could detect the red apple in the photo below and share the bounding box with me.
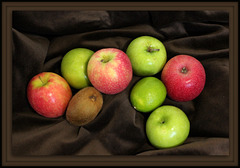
[161,55,206,102]
[87,48,132,94]
[27,72,72,118]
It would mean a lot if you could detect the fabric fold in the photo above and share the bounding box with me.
[12,11,229,156]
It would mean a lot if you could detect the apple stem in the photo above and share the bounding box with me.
[39,76,48,86]
[181,67,188,74]
[39,76,44,84]
[100,55,113,63]
[147,47,160,52]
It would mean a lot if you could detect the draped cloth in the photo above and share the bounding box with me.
[12,11,229,156]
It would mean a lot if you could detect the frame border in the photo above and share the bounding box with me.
[2,1,238,166]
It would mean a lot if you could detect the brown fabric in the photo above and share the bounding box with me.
[12,11,229,155]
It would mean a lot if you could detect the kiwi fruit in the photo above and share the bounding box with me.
[66,87,103,126]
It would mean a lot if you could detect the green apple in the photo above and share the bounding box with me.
[126,36,167,76]
[146,105,190,148]
[61,48,94,89]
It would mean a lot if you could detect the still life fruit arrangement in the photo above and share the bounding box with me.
[27,35,206,149]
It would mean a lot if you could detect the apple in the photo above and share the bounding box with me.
[61,48,94,89]
[161,55,206,102]
[87,48,132,95]
[27,72,72,118]
[126,36,167,76]
[146,105,190,148]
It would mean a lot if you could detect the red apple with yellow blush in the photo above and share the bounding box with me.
[87,48,132,95]
[27,72,72,118]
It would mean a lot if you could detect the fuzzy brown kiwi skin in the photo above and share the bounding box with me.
[66,87,103,126]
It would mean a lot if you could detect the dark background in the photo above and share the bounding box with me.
[12,11,229,155]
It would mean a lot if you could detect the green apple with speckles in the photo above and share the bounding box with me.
[146,105,190,149]
[126,36,167,76]
[61,48,94,89]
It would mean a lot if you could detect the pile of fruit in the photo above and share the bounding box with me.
[27,35,206,149]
